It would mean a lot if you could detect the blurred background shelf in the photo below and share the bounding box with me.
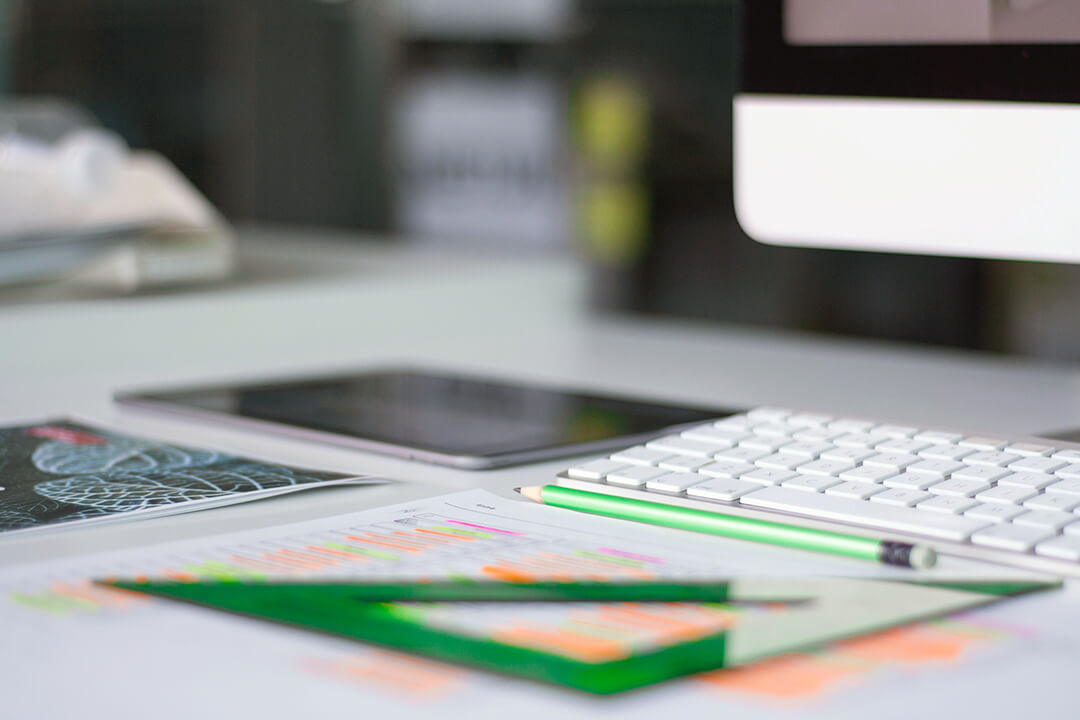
[6,0,1080,360]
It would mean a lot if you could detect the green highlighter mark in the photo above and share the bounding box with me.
[323,542,398,561]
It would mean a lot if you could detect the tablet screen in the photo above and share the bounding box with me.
[122,370,729,460]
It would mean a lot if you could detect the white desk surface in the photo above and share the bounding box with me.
[4,225,1080,571]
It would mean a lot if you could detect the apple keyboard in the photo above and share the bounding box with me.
[557,407,1080,577]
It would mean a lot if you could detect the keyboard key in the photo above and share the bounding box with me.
[1012,510,1076,532]
[883,473,940,491]
[838,465,897,484]
[739,436,794,453]
[1007,456,1067,474]
[715,447,771,465]
[820,446,877,464]
[740,468,799,486]
[1024,493,1080,512]
[863,453,920,471]
[959,436,1009,451]
[963,451,1022,467]
[708,431,751,446]
[606,466,670,488]
[686,478,763,502]
[568,459,629,481]
[682,427,747,446]
[828,418,877,433]
[905,459,965,479]
[974,486,1038,506]
[834,433,879,448]
[755,453,805,471]
[777,440,834,458]
[950,465,1012,483]
[919,444,976,462]
[740,487,990,541]
[713,417,754,432]
[611,447,675,466]
[914,430,963,444]
[875,439,933,455]
[1035,535,1080,562]
[916,495,978,515]
[788,413,832,428]
[698,461,756,479]
[647,436,726,458]
[647,472,707,493]
[996,472,1059,490]
[1046,478,1080,496]
[781,475,841,493]
[792,428,846,442]
[658,456,711,472]
[752,422,797,438]
[870,488,932,507]
[1006,443,1055,457]
[965,503,1025,524]
[825,482,884,500]
[1051,449,1080,462]
[972,524,1054,552]
[747,407,793,422]
[796,459,857,477]
[929,478,992,497]
[1054,465,1080,481]
[870,425,919,439]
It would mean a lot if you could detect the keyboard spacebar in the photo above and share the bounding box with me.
[739,487,989,542]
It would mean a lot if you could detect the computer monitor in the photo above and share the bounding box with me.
[734,0,1080,263]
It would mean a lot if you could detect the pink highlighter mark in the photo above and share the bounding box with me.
[597,548,665,564]
[445,520,523,536]
[26,426,106,445]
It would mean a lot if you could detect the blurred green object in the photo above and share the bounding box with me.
[574,73,651,267]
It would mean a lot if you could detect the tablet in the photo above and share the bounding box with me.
[116,369,732,469]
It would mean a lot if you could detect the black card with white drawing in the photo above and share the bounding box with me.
[0,421,385,535]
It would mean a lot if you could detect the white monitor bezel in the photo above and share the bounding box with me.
[735,2,1080,263]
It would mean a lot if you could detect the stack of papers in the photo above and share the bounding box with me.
[0,152,234,290]
[1,489,1059,704]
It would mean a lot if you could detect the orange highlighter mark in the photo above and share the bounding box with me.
[700,653,862,699]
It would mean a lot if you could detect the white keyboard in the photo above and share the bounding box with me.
[558,407,1080,577]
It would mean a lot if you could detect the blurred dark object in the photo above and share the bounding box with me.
[13,0,392,230]
[0,1,15,93]
[574,0,990,350]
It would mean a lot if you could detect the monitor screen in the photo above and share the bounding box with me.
[734,0,1080,263]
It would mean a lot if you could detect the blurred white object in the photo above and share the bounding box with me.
[0,151,234,291]
[2,128,126,193]
[396,72,570,250]
[0,104,234,291]
[0,128,128,236]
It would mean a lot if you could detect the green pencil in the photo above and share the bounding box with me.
[517,485,936,569]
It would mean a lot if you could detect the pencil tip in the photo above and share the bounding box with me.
[518,486,544,503]
[512,487,522,494]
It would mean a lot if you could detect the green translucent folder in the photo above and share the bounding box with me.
[104,577,1054,695]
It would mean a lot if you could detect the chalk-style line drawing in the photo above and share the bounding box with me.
[33,463,310,512]
[0,508,40,531]
[32,438,221,476]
